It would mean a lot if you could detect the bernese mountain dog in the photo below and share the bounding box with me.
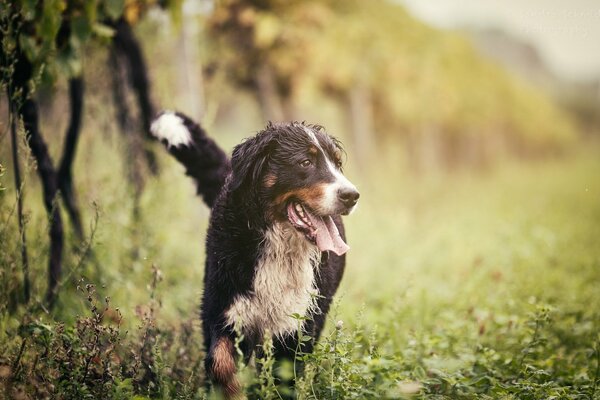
[151,112,359,398]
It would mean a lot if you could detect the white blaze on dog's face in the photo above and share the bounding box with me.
[256,122,360,255]
[300,126,359,216]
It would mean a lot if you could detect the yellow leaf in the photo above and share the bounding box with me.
[254,13,281,49]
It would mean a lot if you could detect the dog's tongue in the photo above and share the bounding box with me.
[307,214,349,256]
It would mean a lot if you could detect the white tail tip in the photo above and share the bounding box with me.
[150,111,192,148]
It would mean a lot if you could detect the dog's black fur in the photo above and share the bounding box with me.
[151,112,359,397]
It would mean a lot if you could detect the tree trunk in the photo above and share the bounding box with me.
[255,63,284,122]
[109,47,145,259]
[281,93,298,121]
[20,98,64,307]
[346,82,375,166]
[109,48,146,200]
[176,16,204,119]
[111,18,158,174]
[58,77,85,239]
[9,40,65,307]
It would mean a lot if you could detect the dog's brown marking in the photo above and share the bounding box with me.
[263,173,277,188]
[308,146,318,155]
[274,184,326,210]
[210,337,240,398]
[333,150,343,165]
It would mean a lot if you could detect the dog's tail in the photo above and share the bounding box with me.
[150,111,230,208]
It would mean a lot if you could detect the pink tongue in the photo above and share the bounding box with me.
[307,214,350,256]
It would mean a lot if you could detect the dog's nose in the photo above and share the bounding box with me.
[338,187,360,207]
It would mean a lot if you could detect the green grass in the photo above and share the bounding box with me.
[333,149,600,398]
[1,123,599,398]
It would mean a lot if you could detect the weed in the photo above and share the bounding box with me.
[1,134,599,399]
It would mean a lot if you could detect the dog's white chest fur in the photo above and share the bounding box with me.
[225,223,320,338]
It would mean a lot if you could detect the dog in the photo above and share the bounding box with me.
[151,112,359,397]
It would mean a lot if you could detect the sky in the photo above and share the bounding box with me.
[396,0,600,82]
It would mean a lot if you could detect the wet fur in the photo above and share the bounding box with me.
[151,114,350,397]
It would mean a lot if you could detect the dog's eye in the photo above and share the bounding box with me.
[300,159,312,168]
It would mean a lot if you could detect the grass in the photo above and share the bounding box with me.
[1,112,599,398]
[335,149,600,398]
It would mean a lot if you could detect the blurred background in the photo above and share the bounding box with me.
[0,1,599,396]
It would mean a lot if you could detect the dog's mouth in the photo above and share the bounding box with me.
[286,202,349,256]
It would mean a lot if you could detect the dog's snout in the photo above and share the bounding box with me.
[338,187,360,207]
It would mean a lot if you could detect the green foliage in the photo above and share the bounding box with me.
[206,0,578,161]
[0,273,207,399]
[1,0,181,91]
[254,334,279,400]
[10,0,109,83]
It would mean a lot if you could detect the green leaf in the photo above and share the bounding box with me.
[92,22,115,39]
[84,0,98,22]
[55,47,82,77]
[104,0,124,20]
[71,15,92,45]
[20,0,38,21]
[18,33,40,62]
[38,0,63,43]
[19,322,53,336]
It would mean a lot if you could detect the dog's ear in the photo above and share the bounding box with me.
[230,131,274,193]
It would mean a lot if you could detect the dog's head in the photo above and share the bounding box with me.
[230,122,359,255]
